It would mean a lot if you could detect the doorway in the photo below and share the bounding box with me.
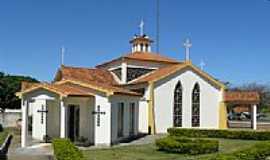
[68,105,80,141]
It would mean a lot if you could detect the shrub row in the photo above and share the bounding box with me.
[201,141,270,160]
[156,136,219,155]
[53,138,84,160]
[168,128,270,140]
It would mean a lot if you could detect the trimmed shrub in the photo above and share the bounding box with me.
[0,124,3,132]
[53,138,84,160]
[168,128,270,140]
[201,141,270,160]
[0,130,9,145]
[156,136,219,155]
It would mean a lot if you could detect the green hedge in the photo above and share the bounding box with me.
[156,136,219,155]
[168,128,270,140]
[53,138,84,160]
[0,130,9,145]
[201,141,270,160]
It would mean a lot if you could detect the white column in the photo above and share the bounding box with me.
[121,62,127,84]
[137,44,140,52]
[60,100,67,138]
[21,99,28,147]
[252,104,257,130]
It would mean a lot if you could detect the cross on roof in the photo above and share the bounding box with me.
[200,60,206,71]
[183,38,192,61]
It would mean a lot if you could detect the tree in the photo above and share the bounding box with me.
[0,72,39,110]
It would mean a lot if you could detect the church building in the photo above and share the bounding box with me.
[16,31,260,147]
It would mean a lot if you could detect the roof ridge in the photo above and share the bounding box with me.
[61,65,111,72]
[96,51,182,68]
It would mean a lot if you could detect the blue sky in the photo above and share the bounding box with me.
[0,0,269,85]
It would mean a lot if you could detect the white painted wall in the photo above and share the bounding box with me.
[24,89,59,141]
[47,100,60,138]
[154,69,222,133]
[109,95,140,144]
[32,99,47,140]
[94,94,111,146]
[65,97,95,143]
[138,87,149,133]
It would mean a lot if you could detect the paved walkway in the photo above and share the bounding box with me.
[80,134,166,150]
[119,134,166,146]
[8,143,53,160]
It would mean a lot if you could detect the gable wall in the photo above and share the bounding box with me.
[154,70,222,133]
[98,59,172,84]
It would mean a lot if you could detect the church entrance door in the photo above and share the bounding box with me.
[68,105,80,142]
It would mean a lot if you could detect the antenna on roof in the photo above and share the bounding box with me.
[156,0,160,54]
[139,19,144,36]
[61,46,65,65]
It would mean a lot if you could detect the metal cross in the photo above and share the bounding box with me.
[37,105,48,124]
[92,105,105,127]
[183,38,192,61]
[200,60,206,71]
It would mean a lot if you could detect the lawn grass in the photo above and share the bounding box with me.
[0,129,9,145]
[82,139,260,160]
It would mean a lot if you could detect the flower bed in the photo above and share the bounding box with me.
[156,136,219,155]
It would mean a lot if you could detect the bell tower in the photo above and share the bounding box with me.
[130,20,153,53]
[130,35,153,53]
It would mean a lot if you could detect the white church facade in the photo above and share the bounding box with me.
[16,33,260,147]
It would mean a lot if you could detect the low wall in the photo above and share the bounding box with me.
[228,120,270,130]
[0,109,21,128]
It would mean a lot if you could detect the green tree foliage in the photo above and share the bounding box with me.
[0,72,38,110]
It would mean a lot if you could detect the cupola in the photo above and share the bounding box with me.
[130,34,153,53]
[130,20,153,53]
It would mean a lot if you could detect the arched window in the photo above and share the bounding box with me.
[173,81,183,127]
[192,83,200,127]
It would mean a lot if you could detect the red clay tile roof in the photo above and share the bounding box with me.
[20,82,94,97]
[96,52,180,68]
[224,91,260,104]
[52,66,141,96]
[124,52,179,63]
[129,62,225,89]
[21,81,39,91]
[130,64,186,84]
[55,65,117,85]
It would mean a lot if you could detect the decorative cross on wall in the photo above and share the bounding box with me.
[92,105,105,127]
[37,105,48,124]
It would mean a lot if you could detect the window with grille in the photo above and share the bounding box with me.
[192,83,200,127]
[173,81,183,127]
